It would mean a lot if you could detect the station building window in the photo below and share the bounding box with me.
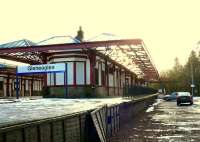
[95,62,105,86]
[108,65,114,87]
[34,81,40,91]
[0,81,3,90]
[121,71,125,87]
[67,62,74,85]
[56,72,64,85]
[37,81,40,91]
[0,77,3,90]
[25,80,29,91]
[76,62,85,85]
[102,63,105,86]
[98,63,102,86]
[115,70,118,87]
[33,81,37,91]
[13,79,17,90]
[47,62,86,86]
[95,68,98,85]
[47,73,55,86]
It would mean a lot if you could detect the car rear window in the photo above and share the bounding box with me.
[177,92,191,96]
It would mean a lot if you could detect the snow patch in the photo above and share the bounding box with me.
[146,106,154,112]
[178,127,200,131]
[146,99,162,112]
[158,135,184,139]
[0,98,131,127]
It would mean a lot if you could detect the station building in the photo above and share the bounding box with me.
[0,51,138,98]
[0,31,158,98]
[0,66,43,97]
[45,49,140,97]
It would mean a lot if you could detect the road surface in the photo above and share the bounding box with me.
[111,97,200,142]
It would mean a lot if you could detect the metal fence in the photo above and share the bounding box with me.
[123,86,157,98]
[0,112,91,142]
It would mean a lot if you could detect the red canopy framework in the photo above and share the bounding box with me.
[0,39,159,81]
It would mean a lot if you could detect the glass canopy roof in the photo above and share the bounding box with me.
[0,36,159,81]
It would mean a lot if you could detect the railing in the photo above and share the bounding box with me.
[123,85,157,98]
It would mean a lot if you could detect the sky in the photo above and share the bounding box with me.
[1,0,200,72]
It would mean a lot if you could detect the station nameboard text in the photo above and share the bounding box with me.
[17,63,66,74]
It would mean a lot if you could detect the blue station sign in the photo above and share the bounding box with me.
[17,63,66,74]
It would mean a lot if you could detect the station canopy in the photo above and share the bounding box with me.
[0,34,159,81]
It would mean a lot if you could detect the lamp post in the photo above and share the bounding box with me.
[190,62,194,96]
[190,41,200,96]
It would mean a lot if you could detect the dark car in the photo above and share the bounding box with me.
[176,92,193,106]
[163,92,177,101]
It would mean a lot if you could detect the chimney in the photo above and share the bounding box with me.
[75,26,84,42]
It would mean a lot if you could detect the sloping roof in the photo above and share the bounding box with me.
[87,33,121,41]
[0,39,37,48]
[37,36,80,45]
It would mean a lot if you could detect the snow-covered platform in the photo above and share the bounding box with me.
[0,97,131,127]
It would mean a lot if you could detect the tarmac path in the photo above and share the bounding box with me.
[110,97,200,142]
